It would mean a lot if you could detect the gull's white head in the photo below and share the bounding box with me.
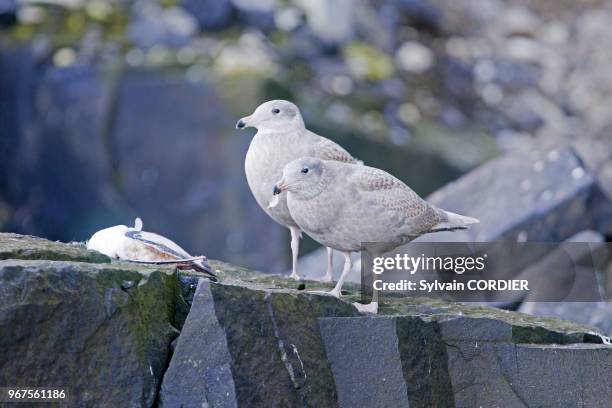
[274,157,328,199]
[236,100,305,133]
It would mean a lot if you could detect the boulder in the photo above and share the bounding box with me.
[422,146,611,242]
[517,229,612,335]
[1,61,119,242]
[2,233,612,407]
[0,234,187,407]
[159,279,357,407]
[319,317,415,408]
[441,319,612,407]
[404,147,612,296]
[513,230,610,303]
[320,302,611,407]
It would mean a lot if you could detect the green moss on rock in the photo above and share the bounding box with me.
[0,258,183,407]
[0,233,110,263]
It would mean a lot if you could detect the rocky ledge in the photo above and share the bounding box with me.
[0,233,610,407]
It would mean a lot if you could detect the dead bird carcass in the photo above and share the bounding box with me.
[87,218,216,280]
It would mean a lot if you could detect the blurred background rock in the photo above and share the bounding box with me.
[1,0,611,272]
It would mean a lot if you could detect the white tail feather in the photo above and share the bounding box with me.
[434,210,479,230]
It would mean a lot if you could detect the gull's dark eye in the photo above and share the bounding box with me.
[272,108,280,114]
[301,167,309,174]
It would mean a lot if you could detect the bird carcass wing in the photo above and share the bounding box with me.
[124,230,216,277]
[125,230,193,261]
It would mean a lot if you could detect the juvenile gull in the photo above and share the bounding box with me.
[87,218,216,280]
[237,100,361,281]
[274,157,479,313]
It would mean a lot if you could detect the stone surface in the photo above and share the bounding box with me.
[517,229,612,335]
[320,313,612,408]
[160,277,358,407]
[3,233,612,407]
[379,296,609,343]
[0,259,185,406]
[422,146,610,242]
[319,317,412,408]
[514,230,610,303]
[520,301,612,337]
[159,278,237,407]
[0,233,109,263]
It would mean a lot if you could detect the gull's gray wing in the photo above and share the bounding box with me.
[354,166,442,235]
[312,136,362,164]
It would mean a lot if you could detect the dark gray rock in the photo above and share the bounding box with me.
[518,230,612,334]
[320,311,611,408]
[422,146,610,242]
[442,322,612,407]
[0,47,37,230]
[0,257,185,407]
[520,302,612,337]
[500,94,546,131]
[3,233,612,406]
[319,317,411,408]
[3,62,118,242]
[160,277,357,407]
[0,233,109,263]
[514,230,610,303]
[414,147,612,294]
[394,0,442,32]
[181,0,233,30]
[160,279,237,407]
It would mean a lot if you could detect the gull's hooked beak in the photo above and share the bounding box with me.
[273,180,288,195]
[236,116,251,129]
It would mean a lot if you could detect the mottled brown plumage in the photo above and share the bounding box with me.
[275,157,479,310]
